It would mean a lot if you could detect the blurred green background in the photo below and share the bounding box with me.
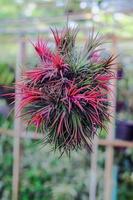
[0,0,133,200]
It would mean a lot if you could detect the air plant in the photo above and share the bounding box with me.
[14,26,116,155]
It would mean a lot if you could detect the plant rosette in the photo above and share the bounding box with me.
[10,26,116,155]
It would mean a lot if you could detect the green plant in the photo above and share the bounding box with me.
[13,27,115,155]
[0,63,14,85]
[115,149,133,200]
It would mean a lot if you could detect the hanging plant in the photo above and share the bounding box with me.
[13,27,116,155]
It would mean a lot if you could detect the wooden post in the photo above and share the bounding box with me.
[12,34,26,200]
[89,136,98,200]
[104,36,117,200]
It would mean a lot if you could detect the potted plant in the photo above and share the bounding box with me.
[116,64,133,141]
[0,63,14,116]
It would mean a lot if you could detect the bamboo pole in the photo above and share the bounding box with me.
[98,139,133,148]
[89,136,98,200]
[0,128,133,148]
[12,34,26,200]
[103,36,118,200]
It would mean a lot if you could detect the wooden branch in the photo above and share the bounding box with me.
[99,139,133,148]
[0,13,92,26]
[89,136,98,200]
[0,25,132,42]
[0,128,133,148]
[10,13,87,24]
[12,34,26,200]
[104,36,118,200]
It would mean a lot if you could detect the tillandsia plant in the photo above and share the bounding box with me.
[13,26,116,155]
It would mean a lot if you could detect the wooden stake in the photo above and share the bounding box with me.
[0,129,133,148]
[12,34,26,200]
[104,36,117,200]
[89,136,98,200]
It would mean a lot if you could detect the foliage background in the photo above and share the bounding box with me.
[0,0,133,200]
